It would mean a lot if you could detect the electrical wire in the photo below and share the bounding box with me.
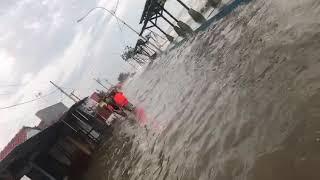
[0,89,59,110]
[114,0,120,13]
[115,18,127,46]
[112,0,127,46]
[0,83,28,87]
[0,92,17,96]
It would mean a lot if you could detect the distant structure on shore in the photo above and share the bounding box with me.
[0,102,68,162]
[36,102,68,130]
[0,127,41,161]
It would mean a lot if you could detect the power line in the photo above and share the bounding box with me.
[0,83,28,87]
[114,0,120,13]
[115,18,127,46]
[0,89,59,110]
[0,92,16,96]
[112,1,127,47]
[111,0,129,47]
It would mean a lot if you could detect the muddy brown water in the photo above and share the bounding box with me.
[82,0,320,179]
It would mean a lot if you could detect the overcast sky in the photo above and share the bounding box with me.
[0,0,151,149]
[0,0,206,150]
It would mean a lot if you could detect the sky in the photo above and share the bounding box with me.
[0,0,150,149]
[0,0,207,150]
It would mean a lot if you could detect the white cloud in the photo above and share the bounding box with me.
[41,0,49,5]
[0,28,94,149]
[0,50,15,82]
[0,32,14,42]
[21,73,34,84]
[24,21,42,32]
[51,12,63,28]
[0,0,143,152]
[13,29,93,101]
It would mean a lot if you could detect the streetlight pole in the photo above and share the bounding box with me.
[77,7,163,53]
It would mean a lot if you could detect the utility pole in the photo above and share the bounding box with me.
[94,78,109,90]
[50,81,78,103]
[70,90,81,101]
[103,79,114,86]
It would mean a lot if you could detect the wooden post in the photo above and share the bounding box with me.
[158,5,193,34]
[208,0,222,7]
[176,0,206,23]
[159,14,186,37]
[176,0,190,10]
[150,21,174,42]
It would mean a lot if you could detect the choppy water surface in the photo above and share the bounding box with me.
[83,0,320,179]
